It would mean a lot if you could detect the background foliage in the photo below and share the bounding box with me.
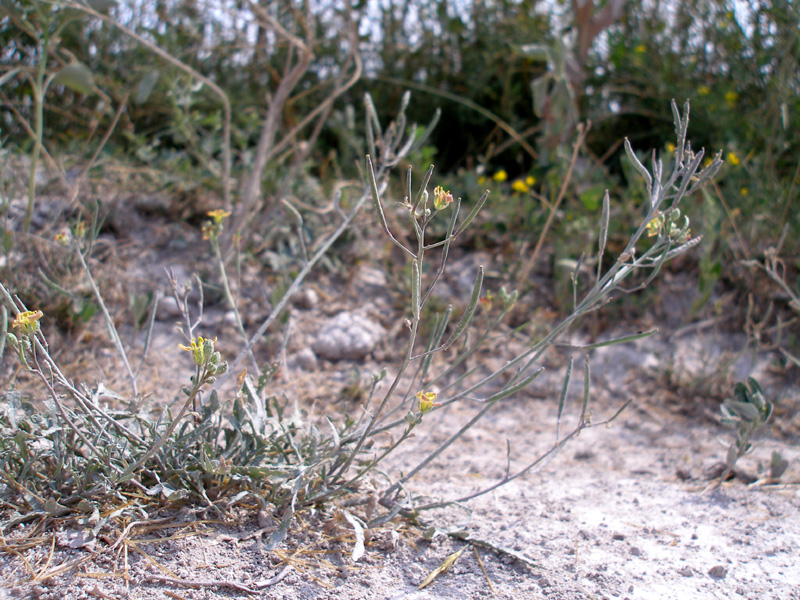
[1,0,798,325]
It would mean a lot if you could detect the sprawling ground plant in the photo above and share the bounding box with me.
[1,99,721,554]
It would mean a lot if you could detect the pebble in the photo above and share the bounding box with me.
[708,565,727,580]
[312,312,385,360]
[286,347,318,371]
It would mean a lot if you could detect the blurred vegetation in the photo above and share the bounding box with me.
[1,0,798,337]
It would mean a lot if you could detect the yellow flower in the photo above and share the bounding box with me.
[12,310,43,336]
[433,185,454,211]
[179,336,216,366]
[203,209,231,241]
[492,170,508,183]
[73,220,86,240]
[511,179,530,193]
[740,187,748,197]
[415,390,440,414]
[724,91,738,106]
[634,44,647,54]
[646,216,662,238]
[666,142,676,153]
[55,233,69,245]
[525,176,536,186]
[697,85,711,96]
[477,176,486,186]
[207,209,231,224]
[727,152,740,166]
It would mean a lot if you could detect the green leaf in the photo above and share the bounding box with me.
[579,184,606,211]
[134,69,160,105]
[531,75,551,118]
[45,497,70,517]
[0,67,21,88]
[517,43,551,62]
[3,230,14,254]
[86,0,117,12]
[725,400,760,422]
[770,452,789,479]
[53,62,95,96]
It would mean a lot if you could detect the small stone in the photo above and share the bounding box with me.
[612,533,625,541]
[293,288,319,310]
[708,565,727,580]
[156,295,183,320]
[286,347,318,371]
[312,312,385,361]
[629,546,643,557]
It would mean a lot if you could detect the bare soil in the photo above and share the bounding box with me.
[1,190,798,600]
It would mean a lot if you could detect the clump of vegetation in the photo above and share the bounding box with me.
[1,98,722,553]
[0,0,795,584]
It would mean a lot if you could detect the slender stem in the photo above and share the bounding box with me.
[76,249,138,397]
[23,36,48,234]
[215,179,387,387]
[517,122,589,291]
[117,370,206,482]
[30,353,113,471]
[212,240,259,373]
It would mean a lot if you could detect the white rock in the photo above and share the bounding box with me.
[312,312,385,361]
[286,347,318,371]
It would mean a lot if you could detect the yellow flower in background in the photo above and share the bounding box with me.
[727,152,740,166]
[525,176,536,186]
[12,310,43,336]
[477,176,486,186]
[697,85,711,96]
[492,170,508,183]
[724,91,738,106]
[415,390,440,414]
[666,142,676,153]
[740,187,748,197]
[634,44,647,54]
[511,179,530,193]
[73,220,86,240]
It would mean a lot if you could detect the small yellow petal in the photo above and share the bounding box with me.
[511,180,530,193]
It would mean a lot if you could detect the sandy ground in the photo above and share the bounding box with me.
[2,337,798,600]
[1,192,798,600]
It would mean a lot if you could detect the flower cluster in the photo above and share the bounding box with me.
[415,390,441,414]
[646,208,691,244]
[179,336,228,384]
[202,209,231,242]
[433,186,454,211]
[511,176,536,194]
[12,310,43,336]
[6,310,44,369]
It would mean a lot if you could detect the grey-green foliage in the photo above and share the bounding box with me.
[0,98,724,552]
[719,377,774,480]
